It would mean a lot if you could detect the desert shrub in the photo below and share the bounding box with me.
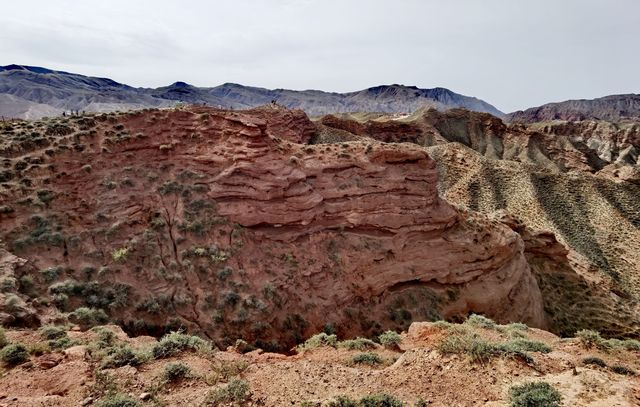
[575,329,606,349]
[48,335,79,350]
[327,396,358,407]
[39,325,66,340]
[466,314,497,329]
[0,327,7,349]
[111,247,129,262]
[298,333,337,351]
[437,335,533,364]
[29,342,51,356]
[623,339,640,351]
[96,393,141,407]
[101,345,142,368]
[339,338,377,351]
[93,327,117,348]
[504,339,551,354]
[378,331,402,347]
[235,339,256,354]
[359,394,404,407]
[69,307,109,329]
[0,343,29,366]
[610,365,636,375]
[582,356,607,367]
[204,378,250,405]
[351,352,382,365]
[509,382,561,407]
[506,323,529,331]
[162,362,191,382]
[151,331,208,359]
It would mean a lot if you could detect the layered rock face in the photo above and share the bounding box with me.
[0,106,544,348]
[319,108,640,174]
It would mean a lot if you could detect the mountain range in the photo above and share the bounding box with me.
[0,64,506,119]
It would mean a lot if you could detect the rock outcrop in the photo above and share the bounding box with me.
[0,106,544,348]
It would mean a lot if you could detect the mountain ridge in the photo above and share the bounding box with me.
[0,64,504,118]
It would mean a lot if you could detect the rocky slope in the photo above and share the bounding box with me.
[0,65,504,119]
[317,109,640,338]
[319,108,640,174]
[507,94,640,123]
[0,105,547,351]
[0,319,638,407]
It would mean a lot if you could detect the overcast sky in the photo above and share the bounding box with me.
[1,0,639,112]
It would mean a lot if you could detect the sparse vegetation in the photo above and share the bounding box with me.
[582,356,607,367]
[204,378,250,405]
[111,247,129,262]
[610,365,636,375]
[378,330,402,348]
[327,394,405,407]
[101,345,143,368]
[0,327,7,349]
[69,307,109,329]
[0,343,29,366]
[509,382,562,407]
[351,352,382,365]
[96,393,141,407]
[339,337,377,351]
[298,332,337,351]
[162,362,192,382]
[151,331,209,359]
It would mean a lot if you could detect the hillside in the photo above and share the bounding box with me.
[0,65,504,119]
[317,108,640,338]
[0,319,638,406]
[507,94,640,123]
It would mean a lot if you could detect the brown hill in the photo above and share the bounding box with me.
[317,109,640,338]
[507,94,640,123]
[0,319,638,406]
[0,106,549,352]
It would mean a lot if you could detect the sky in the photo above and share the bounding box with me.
[1,0,639,112]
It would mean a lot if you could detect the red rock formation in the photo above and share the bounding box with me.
[0,106,545,348]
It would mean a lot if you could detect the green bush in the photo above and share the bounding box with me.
[28,341,51,356]
[327,396,358,407]
[378,331,402,348]
[326,395,405,407]
[162,362,191,382]
[351,352,382,365]
[101,345,142,368]
[466,314,497,329]
[504,339,551,354]
[575,329,606,349]
[339,338,377,351]
[204,378,250,405]
[623,339,640,351]
[437,335,534,364]
[610,365,636,376]
[509,382,561,407]
[235,339,256,354]
[359,394,404,406]
[582,356,607,367]
[0,343,29,366]
[69,307,109,329]
[298,333,337,351]
[39,325,67,340]
[0,327,7,349]
[151,331,208,359]
[93,327,117,349]
[506,323,529,331]
[96,393,141,407]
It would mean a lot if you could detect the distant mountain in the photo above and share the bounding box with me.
[507,94,640,123]
[0,64,504,119]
